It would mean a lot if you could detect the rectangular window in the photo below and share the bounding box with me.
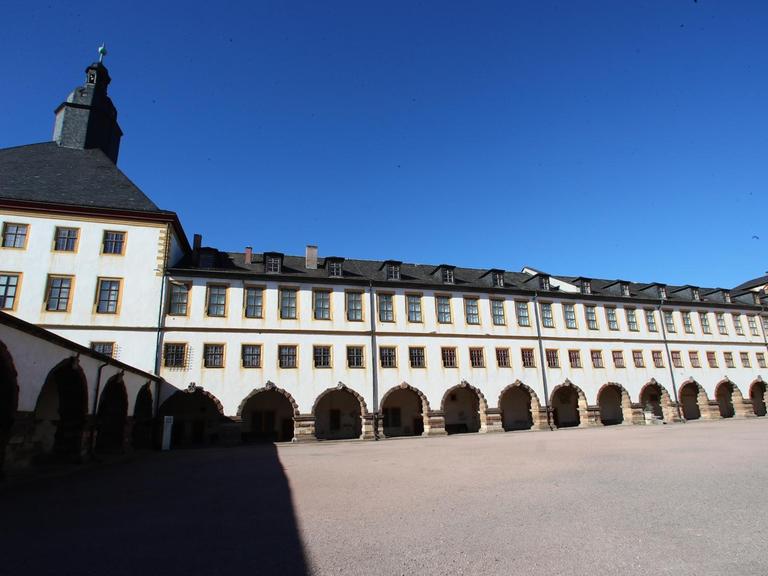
[682,311,694,334]
[652,351,664,368]
[763,316,768,332]
[313,290,331,320]
[464,298,480,325]
[663,311,676,333]
[244,287,263,318]
[347,346,364,368]
[490,299,505,325]
[278,345,298,368]
[541,303,555,328]
[346,292,363,321]
[740,352,751,368]
[279,287,297,319]
[168,283,189,316]
[91,342,114,357]
[378,293,394,322]
[591,350,604,368]
[748,316,759,336]
[241,345,262,368]
[441,268,454,284]
[441,347,458,368]
[386,264,400,281]
[436,296,452,324]
[723,352,735,368]
[492,271,505,287]
[626,309,639,331]
[2,223,28,248]
[585,305,598,330]
[700,312,712,334]
[407,295,422,323]
[733,314,744,336]
[96,278,120,314]
[45,276,72,311]
[266,256,281,273]
[409,347,426,368]
[203,344,225,368]
[689,351,701,368]
[496,348,510,367]
[545,349,559,368]
[53,227,78,252]
[163,343,186,368]
[645,310,658,332]
[612,350,625,368]
[0,274,19,310]
[102,231,125,255]
[380,346,397,368]
[671,351,683,368]
[515,301,530,326]
[328,261,343,277]
[568,349,582,368]
[706,351,718,368]
[716,313,728,335]
[757,353,766,369]
[521,348,536,368]
[313,345,332,368]
[469,347,485,368]
[632,350,645,368]
[563,303,577,329]
[605,307,619,330]
[205,285,227,317]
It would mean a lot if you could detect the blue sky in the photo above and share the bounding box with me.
[2,1,767,287]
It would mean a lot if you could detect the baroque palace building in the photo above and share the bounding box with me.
[2,55,768,459]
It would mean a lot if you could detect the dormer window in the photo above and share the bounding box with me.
[386,263,400,281]
[441,268,454,284]
[539,275,550,291]
[724,291,731,303]
[754,292,761,305]
[266,256,282,273]
[692,288,700,301]
[492,271,504,288]
[581,280,591,295]
[328,261,343,278]
[620,283,630,297]
[658,286,667,299]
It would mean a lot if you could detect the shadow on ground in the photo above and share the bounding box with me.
[0,444,309,576]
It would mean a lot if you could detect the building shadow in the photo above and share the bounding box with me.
[0,443,310,575]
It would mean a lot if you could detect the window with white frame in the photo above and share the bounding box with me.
[563,303,577,329]
[585,305,598,330]
[540,303,555,328]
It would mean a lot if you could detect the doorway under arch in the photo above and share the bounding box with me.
[441,383,485,434]
[715,381,736,419]
[313,386,365,440]
[131,383,154,449]
[240,388,297,442]
[380,384,428,437]
[679,382,702,421]
[550,383,585,428]
[597,384,625,426]
[159,388,224,448]
[95,374,128,453]
[498,383,538,431]
[750,380,767,417]
[0,340,18,475]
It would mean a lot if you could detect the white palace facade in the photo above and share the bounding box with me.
[2,56,768,461]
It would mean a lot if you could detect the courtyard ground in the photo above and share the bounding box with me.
[2,419,768,575]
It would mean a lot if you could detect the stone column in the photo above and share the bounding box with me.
[699,390,717,419]
[483,408,504,433]
[732,388,755,418]
[577,398,594,427]
[532,407,550,430]
[620,392,634,425]
[361,414,375,440]
[425,411,447,436]
[293,414,316,442]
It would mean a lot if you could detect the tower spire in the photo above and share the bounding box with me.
[98,43,107,63]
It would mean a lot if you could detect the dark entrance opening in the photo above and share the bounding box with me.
[552,386,580,428]
[131,384,154,449]
[381,388,424,437]
[680,383,701,421]
[751,382,767,417]
[598,385,624,426]
[241,390,295,442]
[640,383,665,420]
[314,389,362,440]
[0,341,18,476]
[716,383,735,419]
[444,387,481,434]
[95,375,128,453]
[159,389,222,448]
[499,386,533,431]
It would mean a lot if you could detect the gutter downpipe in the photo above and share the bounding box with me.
[658,299,684,422]
[532,292,553,430]
[368,281,380,440]
[89,361,110,456]
[152,223,172,416]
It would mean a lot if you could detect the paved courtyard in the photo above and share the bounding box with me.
[3,419,768,575]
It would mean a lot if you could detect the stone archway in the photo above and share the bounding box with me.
[679,380,708,421]
[750,378,767,417]
[131,383,154,449]
[95,374,128,453]
[159,387,225,448]
[597,383,631,426]
[715,380,736,419]
[0,340,19,476]
[34,357,88,460]
[440,381,488,434]
[498,381,541,431]
[313,384,368,440]
[639,379,675,423]
[380,383,430,437]
[238,382,299,443]
[550,380,588,428]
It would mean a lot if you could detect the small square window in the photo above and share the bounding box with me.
[54,227,78,252]
[242,345,262,368]
[386,264,400,281]
[469,347,485,368]
[495,348,510,367]
[163,343,186,368]
[441,268,454,284]
[266,256,282,273]
[278,345,298,368]
[91,342,115,358]
[521,348,536,368]
[347,346,365,368]
[2,223,28,248]
[441,347,457,368]
[313,345,332,368]
[380,346,397,368]
[328,261,343,277]
[492,272,504,288]
[102,231,125,255]
[203,344,225,368]
[409,347,426,368]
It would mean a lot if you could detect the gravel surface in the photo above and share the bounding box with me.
[3,419,768,575]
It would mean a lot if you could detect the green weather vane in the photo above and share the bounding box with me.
[98,43,107,63]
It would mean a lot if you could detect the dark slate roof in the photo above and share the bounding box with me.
[0,142,165,213]
[733,274,768,293]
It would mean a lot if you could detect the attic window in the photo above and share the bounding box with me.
[492,272,504,288]
[386,264,400,281]
[754,293,761,305]
[266,256,281,273]
[620,283,630,297]
[724,291,731,303]
[692,288,700,301]
[328,261,343,278]
[442,268,454,284]
[658,286,667,299]
[539,276,550,291]
[581,280,591,295]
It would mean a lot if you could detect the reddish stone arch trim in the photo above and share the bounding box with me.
[312,382,369,415]
[638,378,675,417]
[497,380,541,410]
[749,376,766,397]
[440,380,489,413]
[160,385,225,415]
[549,379,588,406]
[715,377,741,397]
[678,378,708,400]
[380,382,432,413]
[596,381,629,403]
[237,380,300,418]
